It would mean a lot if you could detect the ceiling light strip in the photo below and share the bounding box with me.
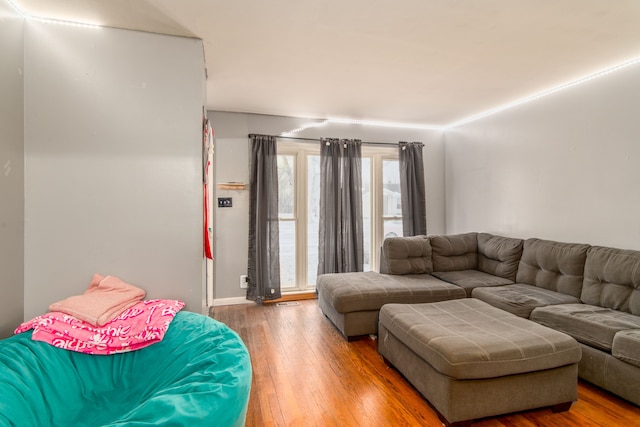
[6,0,26,16]
[327,118,443,131]
[283,55,640,134]
[9,0,638,131]
[280,120,329,136]
[280,118,444,136]
[29,16,101,29]
[446,56,640,129]
[6,0,101,28]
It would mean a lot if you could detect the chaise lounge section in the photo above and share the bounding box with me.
[317,236,467,339]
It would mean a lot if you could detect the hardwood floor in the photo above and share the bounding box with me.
[213,300,640,427]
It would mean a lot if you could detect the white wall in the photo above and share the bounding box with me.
[0,3,24,338]
[208,111,445,302]
[23,22,206,319]
[445,61,640,249]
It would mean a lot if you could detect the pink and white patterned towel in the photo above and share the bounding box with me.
[15,299,185,355]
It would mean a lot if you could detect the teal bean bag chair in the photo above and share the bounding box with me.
[0,311,252,427]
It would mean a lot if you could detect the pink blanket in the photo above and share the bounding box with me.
[15,299,184,355]
[49,274,146,326]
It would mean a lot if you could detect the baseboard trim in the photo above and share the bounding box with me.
[212,297,253,307]
[264,292,317,304]
[212,292,317,307]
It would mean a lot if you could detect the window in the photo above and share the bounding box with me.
[382,159,403,239]
[277,154,296,285]
[277,141,401,291]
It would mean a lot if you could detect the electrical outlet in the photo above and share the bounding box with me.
[240,274,248,288]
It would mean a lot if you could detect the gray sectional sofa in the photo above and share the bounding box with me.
[316,232,640,407]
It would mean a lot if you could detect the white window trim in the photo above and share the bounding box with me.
[367,147,401,272]
[278,142,315,292]
[277,140,399,289]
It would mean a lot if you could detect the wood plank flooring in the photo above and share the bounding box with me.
[213,300,640,427]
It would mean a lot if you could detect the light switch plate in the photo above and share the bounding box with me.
[218,197,232,208]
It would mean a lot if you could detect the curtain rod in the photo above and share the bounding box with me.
[248,134,409,148]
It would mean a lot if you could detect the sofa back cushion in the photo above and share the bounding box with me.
[381,235,433,275]
[582,246,640,315]
[516,238,589,297]
[477,233,524,281]
[431,232,478,272]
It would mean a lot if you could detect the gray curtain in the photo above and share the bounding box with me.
[318,138,364,275]
[247,135,281,302]
[399,141,427,236]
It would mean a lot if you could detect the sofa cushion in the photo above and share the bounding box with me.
[613,330,640,368]
[316,271,466,314]
[430,232,478,272]
[582,246,640,316]
[477,233,524,281]
[378,299,581,380]
[515,238,589,298]
[472,283,581,318]
[431,270,513,297]
[531,303,640,352]
[381,235,433,275]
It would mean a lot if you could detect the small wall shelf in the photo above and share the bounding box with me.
[217,182,246,191]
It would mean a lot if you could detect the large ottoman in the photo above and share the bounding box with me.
[378,299,582,426]
[317,271,466,339]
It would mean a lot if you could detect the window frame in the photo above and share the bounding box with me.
[366,146,402,272]
[277,142,313,292]
[277,140,400,290]
[275,151,299,289]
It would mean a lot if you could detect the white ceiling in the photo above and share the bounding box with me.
[11,0,640,127]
